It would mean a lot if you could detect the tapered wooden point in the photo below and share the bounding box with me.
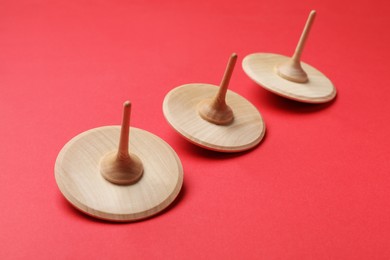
[276,10,316,83]
[100,101,144,185]
[198,53,237,125]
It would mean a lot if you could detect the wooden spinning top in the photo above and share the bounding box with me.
[55,101,183,222]
[242,10,337,103]
[163,53,266,152]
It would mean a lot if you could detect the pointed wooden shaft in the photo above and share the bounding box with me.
[100,101,143,185]
[212,53,237,109]
[292,10,316,63]
[117,101,131,160]
[276,10,316,83]
[198,53,236,125]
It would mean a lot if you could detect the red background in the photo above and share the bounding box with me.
[1,0,389,259]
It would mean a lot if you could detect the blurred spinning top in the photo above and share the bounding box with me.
[163,53,266,152]
[55,101,183,222]
[242,10,337,103]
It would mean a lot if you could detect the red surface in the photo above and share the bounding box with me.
[1,0,390,259]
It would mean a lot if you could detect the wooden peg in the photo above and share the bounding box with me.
[100,101,144,185]
[276,10,316,83]
[198,53,237,125]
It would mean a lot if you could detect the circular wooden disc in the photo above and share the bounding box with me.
[242,53,337,103]
[55,126,183,222]
[163,83,266,152]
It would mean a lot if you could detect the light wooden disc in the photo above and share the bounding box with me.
[242,53,337,103]
[163,83,266,152]
[55,126,183,222]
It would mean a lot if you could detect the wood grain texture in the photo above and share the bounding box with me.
[242,53,336,103]
[55,126,183,222]
[163,83,266,152]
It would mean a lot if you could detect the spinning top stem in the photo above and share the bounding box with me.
[276,10,316,83]
[198,53,237,125]
[100,101,144,185]
[117,101,131,159]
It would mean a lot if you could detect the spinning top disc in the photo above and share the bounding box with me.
[242,10,336,103]
[163,54,265,152]
[242,53,336,103]
[55,103,183,222]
